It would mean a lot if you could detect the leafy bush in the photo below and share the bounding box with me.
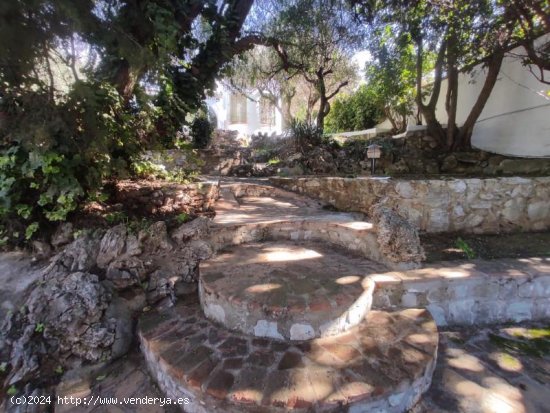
[288,119,323,152]
[324,84,384,133]
[130,158,198,183]
[191,115,213,149]
[0,81,143,245]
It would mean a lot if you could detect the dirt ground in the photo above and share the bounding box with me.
[422,231,550,263]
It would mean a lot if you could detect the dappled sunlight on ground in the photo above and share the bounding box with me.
[262,247,323,262]
[415,323,550,413]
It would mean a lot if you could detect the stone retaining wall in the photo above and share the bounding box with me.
[113,180,219,216]
[271,176,550,234]
[371,258,550,326]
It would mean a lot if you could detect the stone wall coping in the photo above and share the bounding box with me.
[270,175,550,234]
[372,257,549,286]
[271,175,550,184]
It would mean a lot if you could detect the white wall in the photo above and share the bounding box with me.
[434,43,550,157]
[206,84,283,138]
[375,41,550,158]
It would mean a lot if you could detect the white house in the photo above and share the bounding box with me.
[206,84,284,138]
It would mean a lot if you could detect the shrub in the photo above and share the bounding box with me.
[191,115,213,149]
[324,84,384,133]
[288,119,323,152]
[0,81,142,245]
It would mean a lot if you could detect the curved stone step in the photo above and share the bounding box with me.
[207,182,419,270]
[199,241,385,340]
[138,297,438,413]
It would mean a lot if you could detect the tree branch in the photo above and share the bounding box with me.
[326,80,348,100]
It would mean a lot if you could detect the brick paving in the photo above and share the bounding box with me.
[138,295,438,412]
[200,240,387,340]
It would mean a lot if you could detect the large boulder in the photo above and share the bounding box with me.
[139,221,173,253]
[2,271,126,387]
[145,239,213,304]
[49,233,101,273]
[105,256,147,290]
[370,203,425,267]
[1,216,215,394]
[303,147,337,174]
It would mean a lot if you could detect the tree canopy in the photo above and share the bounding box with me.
[0,0,257,244]
[352,0,549,149]
[227,0,362,130]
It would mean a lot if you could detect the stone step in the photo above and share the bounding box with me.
[199,241,385,340]
[138,297,438,413]
[207,182,419,270]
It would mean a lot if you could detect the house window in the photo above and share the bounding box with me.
[229,93,247,124]
[260,98,276,126]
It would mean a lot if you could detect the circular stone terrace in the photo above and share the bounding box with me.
[139,297,438,413]
[138,182,440,412]
[199,241,386,341]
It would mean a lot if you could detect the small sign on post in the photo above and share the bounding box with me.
[366,143,382,175]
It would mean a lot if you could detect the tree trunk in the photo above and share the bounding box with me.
[455,50,505,149]
[282,93,294,129]
[445,38,459,149]
[315,69,327,130]
[415,36,447,147]
[385,107,399,133]
[112,59,141,103]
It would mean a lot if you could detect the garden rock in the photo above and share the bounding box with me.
[50,223,74,248]
[1,214,217,394]
[105,256,147,290]
[171,216,210,245]
[31,241,53,261]
[49,233,101,273]
[303,147,336,174]
[3,271,117,387]
[370,203,425,266]
[145,270,176,304]
[97,225,127,268]
[140,221,173,252]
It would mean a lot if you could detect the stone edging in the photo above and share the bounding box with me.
[371,258,550,326]
[270,176,550,234]
[138,299,439,413]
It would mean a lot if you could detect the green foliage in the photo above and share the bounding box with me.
[131,159,198,183]
[0,0,257,244]
[7,386,17,396]
[324,84,384,133]
[365,36,422,133]
[131,160,168,180]
[104,211,129,226]
[176,213,189,224]
[191,115,213,149]
[0,82,141,245]
[34,322,45,333]
[288,119,323,151]
[252,0,361,129]
[455,237,476,259]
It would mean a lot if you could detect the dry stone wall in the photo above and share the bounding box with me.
[271,176,550,234]
[113,180,219,216]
